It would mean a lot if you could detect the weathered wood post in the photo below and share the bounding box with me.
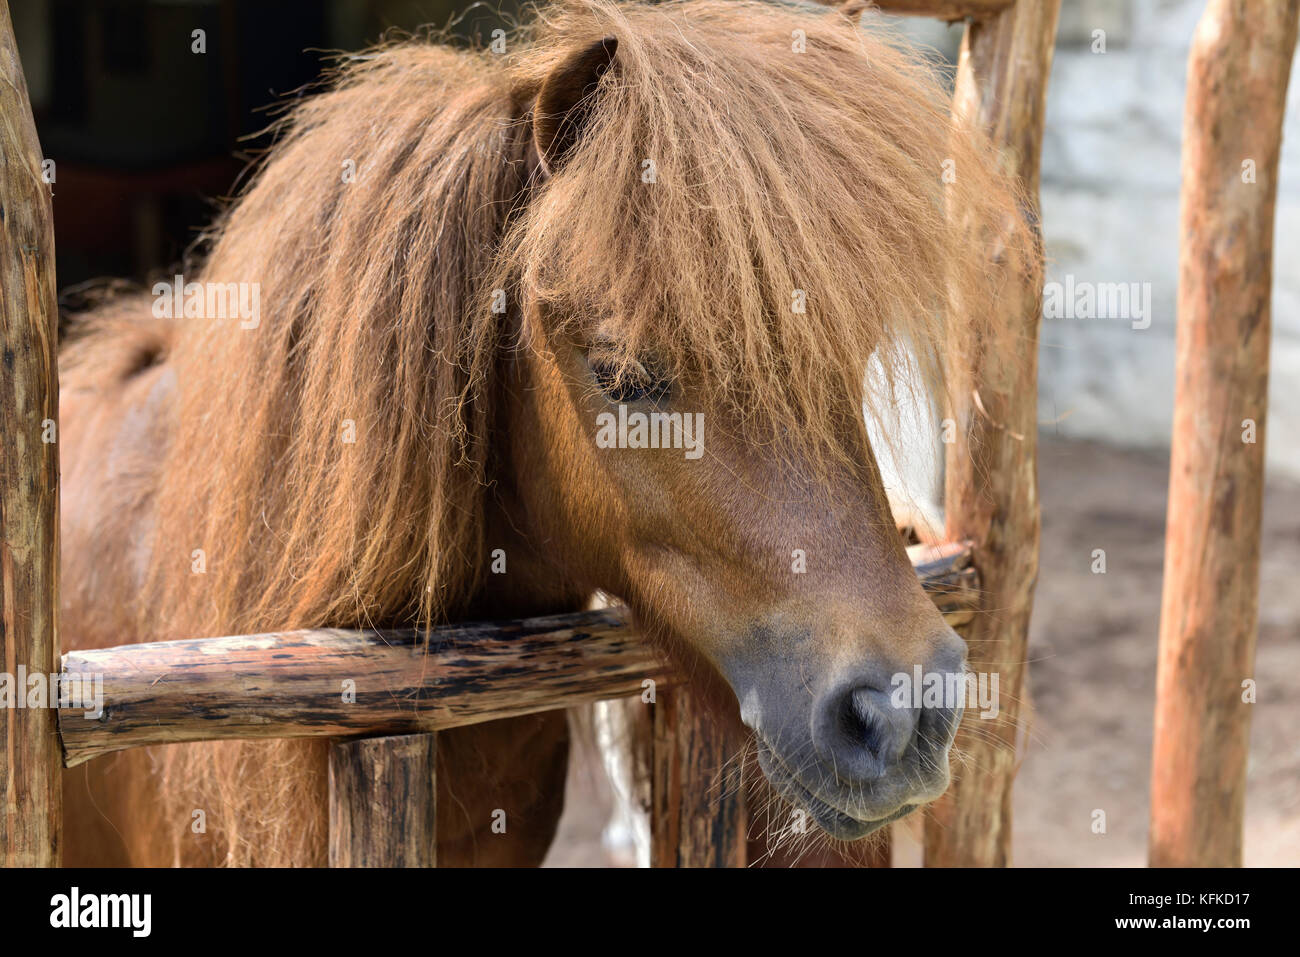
[650,686,746,868]
[0,0,62,867]
[1150,0,1299,869]
[923,0,1059,867]
[329,734,438,867]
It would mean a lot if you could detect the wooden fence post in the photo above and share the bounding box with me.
[1150,0,1299,868]
[0,0,62,868]
[923,0,1059,867]
[329,733,438,867]
[650,686,746,868]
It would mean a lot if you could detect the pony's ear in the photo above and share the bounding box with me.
[532,36,618,177]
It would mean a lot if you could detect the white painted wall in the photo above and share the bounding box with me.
[1040,0,1300,478]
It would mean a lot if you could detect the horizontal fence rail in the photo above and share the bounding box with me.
[58,542,978,768]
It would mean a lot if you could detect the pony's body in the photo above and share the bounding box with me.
[59,307,579,866]
[58,0,1030,866]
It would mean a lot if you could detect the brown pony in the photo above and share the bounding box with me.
[58,0,1031,866]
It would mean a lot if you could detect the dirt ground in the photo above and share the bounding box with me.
[544,437,1300,867]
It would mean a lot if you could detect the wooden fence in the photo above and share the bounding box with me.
[6,0,1291,869]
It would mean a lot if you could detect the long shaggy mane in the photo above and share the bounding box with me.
[509,0,1032,469]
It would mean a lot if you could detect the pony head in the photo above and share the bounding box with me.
[497,0,1029,838]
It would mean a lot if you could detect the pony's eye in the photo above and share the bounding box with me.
[587,354,671,404]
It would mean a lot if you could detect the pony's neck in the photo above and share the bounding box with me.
[462,450,591,621]
[465,506,591,621]
[459,342,592,622]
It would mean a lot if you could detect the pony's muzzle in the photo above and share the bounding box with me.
[811,632,968,789]
[725,625,968,834]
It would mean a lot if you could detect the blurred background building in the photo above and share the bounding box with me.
[903,0,1300,479]
[10,0,521,289]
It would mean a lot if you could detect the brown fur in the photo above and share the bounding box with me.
[59,0,1032,866]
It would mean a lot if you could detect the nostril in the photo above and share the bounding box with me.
[819,685,918,779]
[846,688,889,758]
